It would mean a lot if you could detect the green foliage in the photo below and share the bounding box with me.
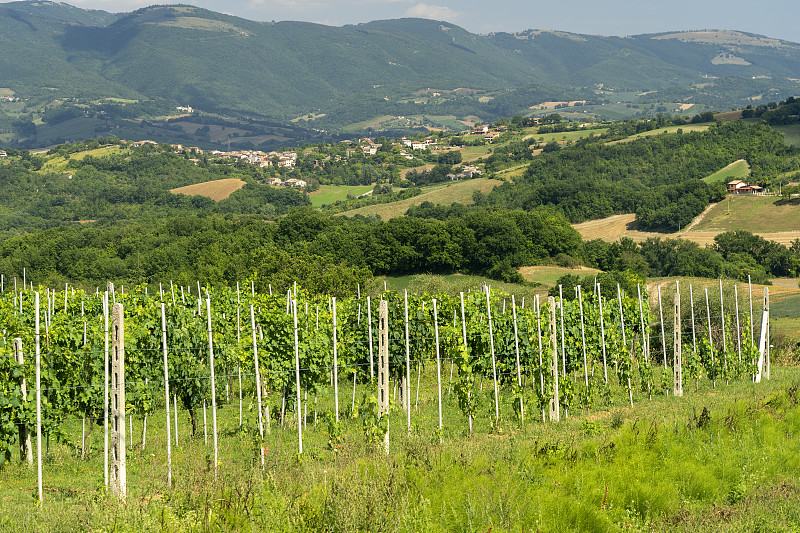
[488,121,794,231]
[2,1,800,146]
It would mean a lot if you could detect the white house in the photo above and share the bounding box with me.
[284,178,307,188]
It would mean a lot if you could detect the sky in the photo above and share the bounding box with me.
[60,0,800,43]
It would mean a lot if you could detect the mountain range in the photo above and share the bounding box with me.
[1,1,799,146]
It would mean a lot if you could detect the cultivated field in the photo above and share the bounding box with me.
[41,146,128,172]
[170,178,246,201]
[606,124,710,145]
[574,213,665,242]
[340,178,502,219]
[691,195,800,234]
[459,144,493,162]
[518,265,602,288]
[308,185,374,207]
[400,163,434,177]
[0,274,797,532]
[575,196,800,246]
[774,124,800,147]
[703,159,750,184]
[524,127,609,144]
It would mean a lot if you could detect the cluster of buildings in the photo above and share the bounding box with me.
[401,138,438,152]
[266,177,307,188]
[448,165,483,180]
[205,149,299,169]
[118,134,482,190]
[0,150,6,158]
[128,141,300,170]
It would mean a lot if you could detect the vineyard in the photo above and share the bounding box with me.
[0,277,779,530]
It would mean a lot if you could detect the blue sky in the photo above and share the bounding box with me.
[65,0,800,43]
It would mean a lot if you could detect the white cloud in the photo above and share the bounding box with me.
[403,3,460,21]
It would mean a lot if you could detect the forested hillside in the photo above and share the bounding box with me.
[0,141,308,233]
[486,121,797,230]
[1,1,799,146]
[0,207,582,290]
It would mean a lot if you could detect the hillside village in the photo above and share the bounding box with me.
[125,129,493,190]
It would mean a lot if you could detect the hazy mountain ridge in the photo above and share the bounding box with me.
[0,1,798,147]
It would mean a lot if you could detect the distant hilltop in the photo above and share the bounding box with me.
[1,1,799,147]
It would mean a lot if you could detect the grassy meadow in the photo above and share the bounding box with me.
[703,159,750,184]
[774,124,800,148]
[308,185,374,208]
[2,359,800,532]
[691,196,800,234]
[170,178,246,201]
[340,178,502,219]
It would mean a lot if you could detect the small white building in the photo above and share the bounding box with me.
[284,178,307,188]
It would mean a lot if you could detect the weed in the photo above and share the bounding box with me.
[610,410,625,429]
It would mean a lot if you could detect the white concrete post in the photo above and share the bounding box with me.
[673,284,683,397]
[161,304,172,487]
[206,299,218,478]
[378,299,390,453]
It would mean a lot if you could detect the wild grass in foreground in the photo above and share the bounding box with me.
[2,368,800,532]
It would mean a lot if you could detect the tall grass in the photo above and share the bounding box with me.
[2,368,800,531]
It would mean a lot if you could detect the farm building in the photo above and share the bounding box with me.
[727,180,763,194]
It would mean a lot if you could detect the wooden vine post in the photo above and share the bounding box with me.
[110,302,126,499]
[378,299,390,453]
[673,283,683,397]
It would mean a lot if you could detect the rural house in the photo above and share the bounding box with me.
[727,180,764,194]
[284,178,307,188]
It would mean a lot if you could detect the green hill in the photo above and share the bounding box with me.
[1,2,799,146]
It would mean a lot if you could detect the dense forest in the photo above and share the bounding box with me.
[1,202,797,295]
[0,207,581,291]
